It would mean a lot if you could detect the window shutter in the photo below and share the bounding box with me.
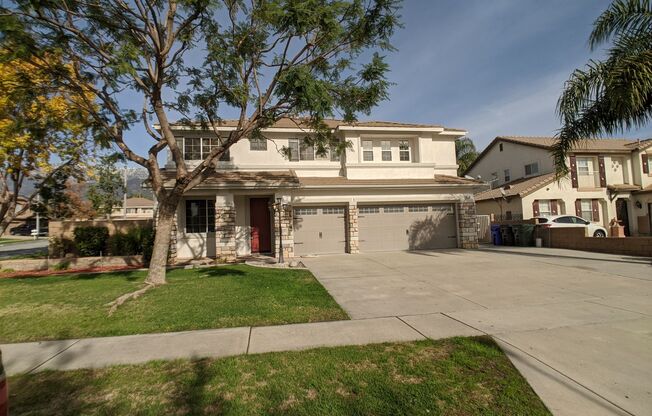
[575,199,582,217]
[532,200,540,217]
[570,155,578,188]
[551,199,559,215]
[598,156,607,187]
[591,199,600,222]
[643,154,649,174]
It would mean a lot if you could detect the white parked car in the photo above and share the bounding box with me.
[535,215,608,237]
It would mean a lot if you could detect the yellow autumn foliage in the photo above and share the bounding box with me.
[0,54,94,176]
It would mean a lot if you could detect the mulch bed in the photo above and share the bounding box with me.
[0,264,144,279]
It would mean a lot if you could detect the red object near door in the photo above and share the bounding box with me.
[250,198,272,253]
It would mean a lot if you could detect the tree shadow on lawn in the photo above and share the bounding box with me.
[9,359,231,416]
[198,267,247,278]
[72,270,142,281]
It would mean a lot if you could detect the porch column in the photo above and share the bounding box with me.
[346,202,359,254]
[215,194,237,262]
[456,198,479,249]
[273,195,294,260]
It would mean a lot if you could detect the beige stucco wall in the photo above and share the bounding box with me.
[174,186,477,258]
[169,129,460,180]
[466,141,554,185]
[475,198,523,219]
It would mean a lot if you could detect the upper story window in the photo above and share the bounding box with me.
[362,140,374,161]
[504,169,511,182]
[182,137,229,162]
[499,143,504,152]
[577,157,591,175]
[249,136,267,151]
[381,141,392,161]
[288,138,314,161]
[399,140,410,161]
[524,162,539,176]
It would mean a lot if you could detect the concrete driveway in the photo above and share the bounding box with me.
[303,246,652,416]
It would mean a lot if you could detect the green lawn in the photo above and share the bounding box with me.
[0,265,348,343]
[7,337,550,415]
[0,238,23,245]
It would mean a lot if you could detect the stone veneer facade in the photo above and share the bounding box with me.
[456,200,479,249]
[346,204,359,254]
[215,203,238,262]
[273,203,294,260]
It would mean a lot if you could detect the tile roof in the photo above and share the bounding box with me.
[496,136,638,152]
[161,170,300,188]
[474,173,557,202]
[607,184,641,192]
[168,117,465,132]
[463,135,644,176]
[124,197,154,207]
[299,175,484,187]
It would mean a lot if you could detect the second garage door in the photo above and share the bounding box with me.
[293,206,346,255]
[358,203,457,252]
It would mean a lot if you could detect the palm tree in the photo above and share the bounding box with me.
[555,0,652,173]
[456,137,479,176]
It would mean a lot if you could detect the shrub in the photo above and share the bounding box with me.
[107,226,155,264]
[49,236,76,258]
[73,226,109,257]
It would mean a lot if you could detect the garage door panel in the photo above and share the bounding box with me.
[293,206,346,255]
[359,204,457,252]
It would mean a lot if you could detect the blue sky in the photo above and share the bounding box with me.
[123,0,652,158]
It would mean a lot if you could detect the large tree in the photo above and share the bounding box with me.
[555,0,652,173]
[0,53,93,236]
[1,0,401,285]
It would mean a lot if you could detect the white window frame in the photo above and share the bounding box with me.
[524,162,539,176]
[381,140,392,161]
[398,140,410,161]
[182,137,228,161]
[577,157,591,175]
[539,200,551,217]
[288,138,315,161]
[362,140,374,162]
[580,200,593,222]
[249,136,267,151]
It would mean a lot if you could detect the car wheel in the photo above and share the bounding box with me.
[593,230,606,238]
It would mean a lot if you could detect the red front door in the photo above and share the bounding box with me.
[250,198,272,253]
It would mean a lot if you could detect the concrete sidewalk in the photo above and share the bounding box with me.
[1,314,480,375]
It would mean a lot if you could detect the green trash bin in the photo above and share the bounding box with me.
[511,225,522,246]
[520,224,536,246]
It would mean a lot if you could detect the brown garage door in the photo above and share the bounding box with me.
[358,203,457,252]
[293,206,346,255]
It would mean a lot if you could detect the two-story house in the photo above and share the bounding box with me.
[159,118,486,261]
[464,136,652,236]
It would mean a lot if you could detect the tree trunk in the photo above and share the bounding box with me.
[145,199,177,285]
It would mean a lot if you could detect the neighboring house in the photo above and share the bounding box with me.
[111,197,155,218]
[464,136,652,236]
[159,118,487,261]
[5,196,47,235]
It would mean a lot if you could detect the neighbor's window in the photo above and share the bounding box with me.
[399,140,410,161]
[577,158,590,175]
[504,169,511,182]
[381,140,392,161]
[538,200,551,216]
[362,140,373,161]
[580,200,593,222]
[249,136,267,151]
[126,208,137,214]
[499,143,504,152]
[185,200,215,233]
[524,162,539,176]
